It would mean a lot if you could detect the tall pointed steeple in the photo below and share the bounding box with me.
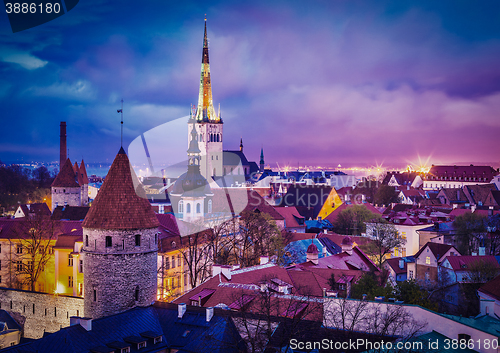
[240,138,243,152]
[260,147,265,172]
[195,17,221,123]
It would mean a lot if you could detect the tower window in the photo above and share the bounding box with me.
[135,286,139,301]
[105,236,112,248]
[85,235,88,247]
[135,234,141,247]
[93,289,97,301]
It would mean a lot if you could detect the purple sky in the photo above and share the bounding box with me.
[1,0,499,169]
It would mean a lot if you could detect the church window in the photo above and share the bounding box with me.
[208,200,212,213]
[68,254,73,266]
[196,203,201,214]
[105,236,112,248]
[135,234,141,247]
[186,203,191,214]
[178,200,183,213]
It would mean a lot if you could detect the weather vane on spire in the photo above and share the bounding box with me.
[117,99,123,147]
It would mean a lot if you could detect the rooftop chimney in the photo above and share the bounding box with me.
[178,303,187,319]
[79,317,92,331]
[206,307,214,322]
[60,122,67,170]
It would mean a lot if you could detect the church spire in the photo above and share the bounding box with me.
[195,17,221,123]
[260,147,265,172]
[240,138,243,152]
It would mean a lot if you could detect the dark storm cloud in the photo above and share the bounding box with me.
[0,0,499,167]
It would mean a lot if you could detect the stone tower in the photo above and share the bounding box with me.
[81,147,159,319]
[51,158,81,211]
[189,18,223,181]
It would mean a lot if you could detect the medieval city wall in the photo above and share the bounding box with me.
[0,287,84,339]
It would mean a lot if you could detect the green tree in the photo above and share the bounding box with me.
[238,210,282,267]
[333,205,381,235]
[374,185,399,206]
[350,272,393,300]
[395,279,437,311]
[453,212,487,255]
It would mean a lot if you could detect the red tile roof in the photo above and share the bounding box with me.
[52,158,79,187]
[426,165,498,181]
[384,257,407,275]
[443,255,500,271]
[479,275,500,301]
[414,242,458,260]
[275,206,305,228]
[82,148,159,230]
[79,160,89,184]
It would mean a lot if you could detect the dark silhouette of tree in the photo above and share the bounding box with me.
[333,205,381,235]
[453,212,487,255]
[374,185,399,206]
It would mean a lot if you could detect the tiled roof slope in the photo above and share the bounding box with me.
[79,160,89,184]
[479,275,500,301]
[414,242,457,260]
[444,255,500,271]
[82,148,159,230]
[52,158,79,187]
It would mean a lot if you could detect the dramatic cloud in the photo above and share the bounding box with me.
[0,0,499,168]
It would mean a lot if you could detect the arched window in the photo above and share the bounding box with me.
[186,203,191,213]
[208,199,212,213]
[196,203,201,214]
[178,200,184,213]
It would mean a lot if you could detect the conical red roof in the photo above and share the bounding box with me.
[82,148,159,230]
[52,158,79,187]
[79,160,89,184]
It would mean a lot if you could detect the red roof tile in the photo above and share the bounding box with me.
[82,148,159,230]
[52,158,79,187]
[444,255,499,271]
[479,275,500,301]
[275,206,305,228]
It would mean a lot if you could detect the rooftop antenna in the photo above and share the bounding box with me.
[117,99,123,147]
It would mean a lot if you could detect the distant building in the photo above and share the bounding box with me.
[423,165,499,190]
[50,158,89,211]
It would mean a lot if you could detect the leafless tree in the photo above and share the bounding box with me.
[365,220,406,268]
[11,215,58,291]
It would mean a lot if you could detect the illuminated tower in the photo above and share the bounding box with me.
[189,18,223,181]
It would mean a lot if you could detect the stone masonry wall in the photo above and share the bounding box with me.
[0,287,84,339]
[83,227,158,319]
[51,186,81,211]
